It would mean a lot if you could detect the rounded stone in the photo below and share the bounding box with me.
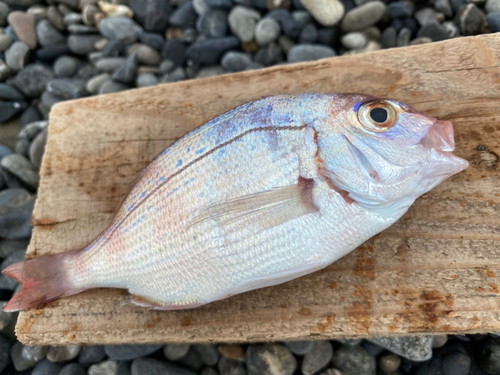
[486,0,500,13]
[300,0,345,26]
[341,31,367,49]
[59,363,86,375]
[53,55,79,77]
[331,344,376,375]
[228,5,261,43]
[381,26,397,48]
[302,341,333,375]
[193,0,209,15]
[442,352,470,375]
[459,3,485,35]
[7,11,37,49]
[86,73,112,94]
[32,359,64,375]
[221,51,252,72]
[68,35,103,55]
[29,129,48,169]
[341,1,387,31]
[78,346,106,367]
[164,343,190,361]
[36,19,65,47]
[105,344,162,361]
[196,9,228,38]
[47,346,82,362]
[478,338,500,374]
[246,344,296,375]
[11,341,37,371]
[186,36,239,65]
[22,346,49,362]
[287,44,336,63]
[99,80,128,94]
[0,34,13,52]
[255,17,281,46]
[1,154,39,189]
[0,83,24,100]
[299,23,318,44]
[432,335,448,348]
[379,353,401,373]
[219,344,246,361]
[284,341,314,355]
[487,11,500,31]
[169,1,197,28]
[5,41,30,71]
[417,20,450,41]
[0,2,9,26]
[136,73,159,87]
[99,17,140,44]
[128,43,161,65]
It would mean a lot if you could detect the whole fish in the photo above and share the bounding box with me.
[3,93,468,312]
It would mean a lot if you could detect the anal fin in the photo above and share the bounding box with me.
[130,294,203,310]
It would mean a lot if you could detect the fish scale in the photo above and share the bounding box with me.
[3,93,468,312]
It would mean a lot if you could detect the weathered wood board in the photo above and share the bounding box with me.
[17,34,500,345]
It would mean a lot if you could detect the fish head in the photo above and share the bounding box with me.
[317,94,469,217]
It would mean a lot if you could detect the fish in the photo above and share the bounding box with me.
[3,93,469,312]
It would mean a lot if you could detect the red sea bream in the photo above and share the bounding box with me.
[3,93,469,312]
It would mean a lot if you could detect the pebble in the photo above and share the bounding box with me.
[36,43,71,62]
[379,353,401,373]
[159,59,175,73]
[414,354,442,375]
[46,78,87,99]
[0,100,27,123]
[0,58,11,82]
[381,26,397,48]
[5,41,30,71]
[300,0,345,26]
[205,0,234,8]
[416,20,449,41]
[47,345,82,362]
[442,352,470,375]
[396,27,411,46]
[36,19,65,48]
[112,53,138,83]
[128,43,161,65]
[486,0,500,13]
[139,31,165,51]
[136,73,158,87]
[0,83,24,100]
[53,55,79,77]
[68,24,99,34]
[267,9,301,38]
[132,357,197,375]
[459,3,485,35]
[221,51,252,72]
[194,0,209,15]
[68,35,103,55]
[186,36,239,65]
[478,338,500,374]
[131,0,171,32]
[246,344,297,375]
[487,11,500,32]
[195,65,225,78]
[162,39,186,66]
[255,42,283,65]
[299,24,318,43]
[12,63,54,98]
[1,154,39,189]
[434,0,452,16]
[0,334,11,373]
[163,66,186,82]
[0,249,27,290]
[284,341,314,355]
[0,3,9,26]
[169,1,197,28]
[0,34,13,51]
[63,12,82,25]
[105,344,162,361]
[409,36,433,45]
[101,40,124,57]
[178,347,205,371]
[341,1,387,31]
[414,8,445,26]
[78,345,106,367]
[194,344,219,366]
[59,363,86,375]
[219,344,246,361]
[341,31,367,49]
[278,35,294,53]
[318,370,342,375]
[11,342,38,371]
[99,2,134,18]
[302,340,333,375]
[29,129,47,168]
[287,44,335,63]
[389,1,413,18]
[292,10,312,25]
[0,239,29,258]
[86,73,112,93]
[197,9,228,38]
[331,344,376,375]
[88,359,131,375]
[7,11,37,49]
[47,6,65,31]
[32,359,65,375]
[22,346,49,362]
[96,57,126,72]
[228,6,261,43]
[99,17,140,44]
[218,356,246,375]
[369,336,433,361]
[432,335,448,348]
[138,65,160,75]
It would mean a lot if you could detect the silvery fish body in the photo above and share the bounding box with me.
[3,93,468,312]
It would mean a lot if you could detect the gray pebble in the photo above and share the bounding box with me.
[186,36,239,65]
[29,129,47,169]
[292,10,312,25]
[131,0,171,32]
[416,19,449,41]
[99,79,129,94]
[0,100,27,123]
[99,17,141,44]
[299,23,318,44]
[341,31,367,49]
[444,20,460,37]
[68,35,103,55]
[138,31,165,51]
[0,333,11,373]
[11,341,38,371]
[331,344,375,375]
[5,41,30,71]
[0,249,26,289]
[22,346,49,362]
[131,357,196,375]
[221,51,252,72]
[15,138,31,158]
[105,344,162,361]
[12,63,54,98]
[379,353,401,372]
[341,1,387,31]
[284,341,314,355]
[246,344,296,375]
[96,57,126,72]
[101,39,124,58]
[218,356,246,375]
[228,5,261,43]
[302,341,333,375]
[442,352,470,375]
[0,301,15,331]
[68,24,98,34]
[163,66,186,82]
[46,78,87,99]
[415,7,445,26]
[63,12,82,25]
[47,345,82,362]
[47,6,65,32]
[128,44,161,65]
[32,359,65,375]
[36,19,65,47]
[389,1,413,18]
[170,1,198,28]
[409,36,433,45]
[433,0,453,17]
[19,120,48,141]
[195,65,225,78]
[255,17,281,46]
[59,363,86,375]
[78,346,107,367]
[159,59,175,74]
[381,26,397,48]
[1,155,39,189]
[162,38,186,66]
[178,347,205,371]
[0,58,12,82]
[112,53,138,84]
[459,3,485,35]
[200,368,219,375]
[0,238,29,259]
[164,343,190,361]
[368,336,433,361]
[136,73,159,87]
[86,73,112,94]
[254,42,283,66]
[0,83,24,100]
[278,35,294,54]
[53,55,79,77]
[0,2,9,26]
[486,0,500,13]
[197,9,228,38]
[88,359,131,375]
[0,34,13,52]
[194,344,219,366]
[396,27,411,46]
[194,0,209,14]
[287,44,336,63]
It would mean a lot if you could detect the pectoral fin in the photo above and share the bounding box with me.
[189,179,319,231]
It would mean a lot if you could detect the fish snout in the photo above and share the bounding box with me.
[420,120,455,152]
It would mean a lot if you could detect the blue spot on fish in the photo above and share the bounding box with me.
[127,202,135,211]
[176,159,183,167]
[196,148,205,154]
[139,191,146,199]
[353,101,362,112]
[156,176,166,186]
[187,146,190,153]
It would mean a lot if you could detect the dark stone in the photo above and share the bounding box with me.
[178,347,204,371]
[381,26,397,48]
[478,338,500,374]
[1,154,38,190]
[0,83,24,100]
[53,56,79,77]
[301,341,333,375]
[254,42,283,66]
[0,333,11,373]
[112,54,138,84]
[442,352,470,375]
[340,0,356,12]
[246,344,296,375]
[197,9,228,38]
[99,80,128,94]
[163,343,190,361]
[416,20,450,41]
[162,39,186,66]
[487,12,500,32]
[0,100,27,123]
[459,3,485,36]
[46,78,88,99]
[287,44,335,63]
[78,346,106,367]
[59,363,86,375]
[317,27,339,47]
[369,336,433,361]
[68,35,102,55]
[415,355,443,375]
[331,344,376,375]
[389,1,414,18]
[0,239,28,259]
[36,19,65,47]
[139,31,165,51]
[130,0,172,32]
[169,1,197,28]
[193,344,219,366]
[267,9,301,38]
[105,344,162,361]
[99,17,141,44]
[205,0,233,8]
[29,129,47,169]
[67,24,98,34]
[102,39,125,58]
[131,358,196,375]
[218,356,246,375]
[20,105,42,127]
[11,341,37,371]
[402,17,419,38]
[32,359,64,375]
[21,346,48,363]
[36,44,71,62]
[284,341,314,355]
[397,27,411,46]
[450,0,466,14]
[186,36,239,65]
[299,24,318,44]
[221,51,252,72]
[41,90,62,109]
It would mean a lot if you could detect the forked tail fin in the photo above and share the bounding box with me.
[3,250,84,312]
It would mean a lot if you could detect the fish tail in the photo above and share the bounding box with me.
[3,249,84,312]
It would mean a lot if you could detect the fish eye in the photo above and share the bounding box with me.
[357,100,398,132]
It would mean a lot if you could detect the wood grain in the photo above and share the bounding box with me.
[17,34,500,345]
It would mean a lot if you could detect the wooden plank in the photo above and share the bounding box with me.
[17,34,500,345]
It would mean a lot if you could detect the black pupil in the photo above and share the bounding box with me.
[370,107,388,123]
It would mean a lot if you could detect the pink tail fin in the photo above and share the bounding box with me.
[3,250,84,312]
